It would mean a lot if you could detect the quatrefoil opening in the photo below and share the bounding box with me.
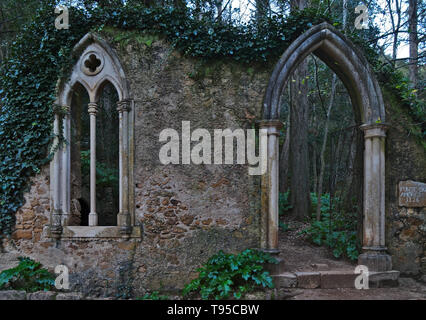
[85,54,101,72]
[81,52,104,76]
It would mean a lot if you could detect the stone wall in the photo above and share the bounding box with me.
[385,96,426,278]
[1,31,271,296]
[1,29,425,296]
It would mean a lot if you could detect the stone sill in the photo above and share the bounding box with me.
[50,226,142,240]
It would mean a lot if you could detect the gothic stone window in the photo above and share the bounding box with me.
[52,34,139,240]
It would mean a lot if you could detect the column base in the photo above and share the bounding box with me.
[88,213,98,226]
[51,209,63,239]
[119,226,133,239]
[117,211,131,238]
[117,211,130,226]
[50,225,63,240]
[358,250,392,272]
[262,248,280,255]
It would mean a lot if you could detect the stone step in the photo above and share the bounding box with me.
[263,258,286,275]
[272,270,400,289]
[311,263,329,271]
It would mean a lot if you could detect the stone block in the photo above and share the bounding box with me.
[320,271,357,289]
[369,270,400,282]
[12,230,32,240]
[272,272,297,288]
[263,258,285,276]
[311,263,329,271]
[295,272,320,289]
[0,290,26,300]
[27,291,57,300]
[358,252,392,272]
[56,292,84,300]
[368,271,400,288]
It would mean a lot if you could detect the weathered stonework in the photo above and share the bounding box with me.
[385,97,426,277]
[1,31,269,296]
[1,27,425,297]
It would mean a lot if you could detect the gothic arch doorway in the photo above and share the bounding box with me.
[261,23,391,271]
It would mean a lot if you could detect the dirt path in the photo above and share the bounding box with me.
[276,216,426,300]
[288,277,426,300]
[277,217,356,272]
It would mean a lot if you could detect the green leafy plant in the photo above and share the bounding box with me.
[309,192,334,217]
[80,150,118,187]
[182,249,277,300]
[301,193,359,260]
[278,191,291,231]
[279,221,289,232]
[0,257,55,292]
[279,191,292,216]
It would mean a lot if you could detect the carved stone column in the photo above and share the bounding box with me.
[88,102,98,226]
[51,111,63,239]
[260,120,283,254]
[117,100,131,236]
[61,105,71,226]
[359,123,392,271]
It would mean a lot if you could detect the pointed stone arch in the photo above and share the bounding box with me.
[263,22,385,123]
[57,32,130,105]
[261,23,391,271]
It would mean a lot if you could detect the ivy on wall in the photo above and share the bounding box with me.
[0,3,90,238]
[0,2,423,239]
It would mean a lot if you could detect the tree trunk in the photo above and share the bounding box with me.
[386,0,402,62]
[316,74,337,221]
[279,112,291,193]
[289,0,310,220]
[255,0,270,23]
[289,66,311,220]
[342,128,364,243]
[215,0,223,20]
[408,0,418,89]
[312,143,317,194]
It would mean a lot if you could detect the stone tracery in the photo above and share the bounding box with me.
[53,33,139,239]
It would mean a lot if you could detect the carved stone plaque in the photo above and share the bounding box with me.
[398,180,426,207]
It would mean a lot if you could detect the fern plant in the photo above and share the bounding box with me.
[182,249,277,300]
[301,194,360,260]
[0,257,55,292]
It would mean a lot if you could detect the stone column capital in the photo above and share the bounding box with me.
[117,100,131,113]
[360,123,389,139]
[258,119,283,136]
[88,102,98,115]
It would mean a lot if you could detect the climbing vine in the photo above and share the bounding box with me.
[0,1,423,238]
